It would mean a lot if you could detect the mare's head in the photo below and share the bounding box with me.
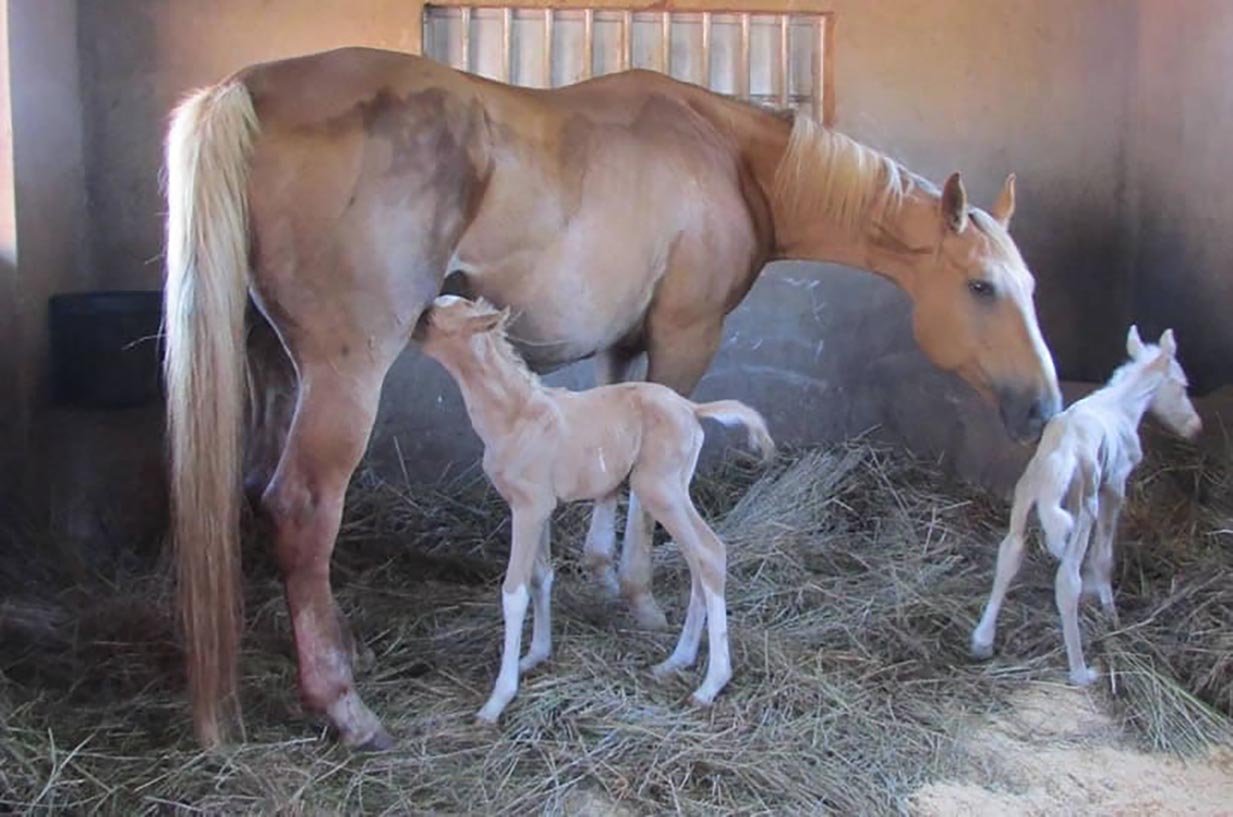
[773,120,1061,441]
[900,173,1061,442]
[1126,325,1201,439]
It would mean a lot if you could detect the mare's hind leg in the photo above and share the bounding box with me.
[619,321,724,630]
[262,360,397,747]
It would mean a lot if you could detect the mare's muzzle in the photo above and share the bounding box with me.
[997,385,1061,443]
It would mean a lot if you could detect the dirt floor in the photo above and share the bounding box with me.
[911,685,1233,817]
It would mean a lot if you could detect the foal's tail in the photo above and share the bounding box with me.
[163,80,260,748]
[693,400,776,462]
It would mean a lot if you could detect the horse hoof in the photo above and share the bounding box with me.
[970,639,995,661]
[1069,667,1100,687]
[355,727,395,752]
[629,597,669,631]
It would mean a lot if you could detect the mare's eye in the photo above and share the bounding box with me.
[967,279,996,299]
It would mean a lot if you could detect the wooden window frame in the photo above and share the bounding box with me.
[410,0,836,125]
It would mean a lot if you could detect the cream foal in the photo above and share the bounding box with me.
[416,295,775,723]
[971,326,1201,684]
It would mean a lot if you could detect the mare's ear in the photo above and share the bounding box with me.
[941,172,969,234]
[1126,324,1145,359]
[991,173,1016,228]
[1159,328,1177,357]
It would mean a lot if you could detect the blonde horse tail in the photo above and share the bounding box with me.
[692,400,777,463]
[163,80,259,748]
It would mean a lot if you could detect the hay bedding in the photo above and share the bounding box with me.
[1,435,1231,815]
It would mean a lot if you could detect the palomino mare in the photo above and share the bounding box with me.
[164,47,1060,748]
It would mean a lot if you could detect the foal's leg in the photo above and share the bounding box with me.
[634,470,732,705]
[520,522,554,673]
[1057,494,1100,686]
[972,475,1040,658]
[620,322,724,630]
[477,501,555,724]
[262,362,393,748]
[1083,482,1124,624]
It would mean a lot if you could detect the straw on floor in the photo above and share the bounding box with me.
[1,432,1230,814]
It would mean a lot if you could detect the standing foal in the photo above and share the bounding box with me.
[971,326,1201,684]
[415,296,775,723]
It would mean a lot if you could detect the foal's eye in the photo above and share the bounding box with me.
[967,279,996,299]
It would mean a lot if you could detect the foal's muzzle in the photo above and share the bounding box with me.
[998,386,1061,443]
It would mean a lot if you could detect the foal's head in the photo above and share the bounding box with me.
[1126,325,1202,440]
[414,295,510,353]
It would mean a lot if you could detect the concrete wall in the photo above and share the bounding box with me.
[3,0,91,502]
[1129,0,1233,394]
[0,0,20,500]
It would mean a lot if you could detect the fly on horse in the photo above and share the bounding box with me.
[164,46,1060,748]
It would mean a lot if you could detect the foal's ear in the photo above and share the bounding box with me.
[1159,328,1177,357]
[941,172,969,233]
[465,306,509,335]
[1126,324,1145,358]
[991,173,1016,228]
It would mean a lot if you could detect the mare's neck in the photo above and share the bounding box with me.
[434,334,540,445]
[728,104,934,292]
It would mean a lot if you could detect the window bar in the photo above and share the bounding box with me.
[459,6,472,73]
[812,16,825,122]
[620,10,632,71]
[542,9,554,87]
[738,13,751,100]
[778,14,790,107]
[500,7,512,82]
[659,11,671,75]
[700,11,712,87]
[582,9,594,80]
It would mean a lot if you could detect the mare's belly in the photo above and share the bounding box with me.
[453,217,670,370]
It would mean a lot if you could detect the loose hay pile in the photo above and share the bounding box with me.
[2,435,1231,814]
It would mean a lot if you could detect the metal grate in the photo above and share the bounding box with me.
[423,5,832,122]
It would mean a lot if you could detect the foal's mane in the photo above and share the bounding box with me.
[474,299,542,388]
[771,114,908,234]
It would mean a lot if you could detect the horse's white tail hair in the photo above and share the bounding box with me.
[693,400,776,462]
[163,80,259,748]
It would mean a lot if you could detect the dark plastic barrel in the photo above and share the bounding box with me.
[49,291,164,409]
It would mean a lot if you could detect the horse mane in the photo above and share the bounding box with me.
[771,114,907,234]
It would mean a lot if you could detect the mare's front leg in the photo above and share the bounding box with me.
[582,350,636,598]
[619,320,725,630]
[477,499,555,724]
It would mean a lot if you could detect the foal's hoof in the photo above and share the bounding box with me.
[970,638,995,661]
[1069,667,1100,687]
[651,659,685,680]
[355,727,396,753]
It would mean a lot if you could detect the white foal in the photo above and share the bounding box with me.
[971,326,1201,685]
[415,296,775,724]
